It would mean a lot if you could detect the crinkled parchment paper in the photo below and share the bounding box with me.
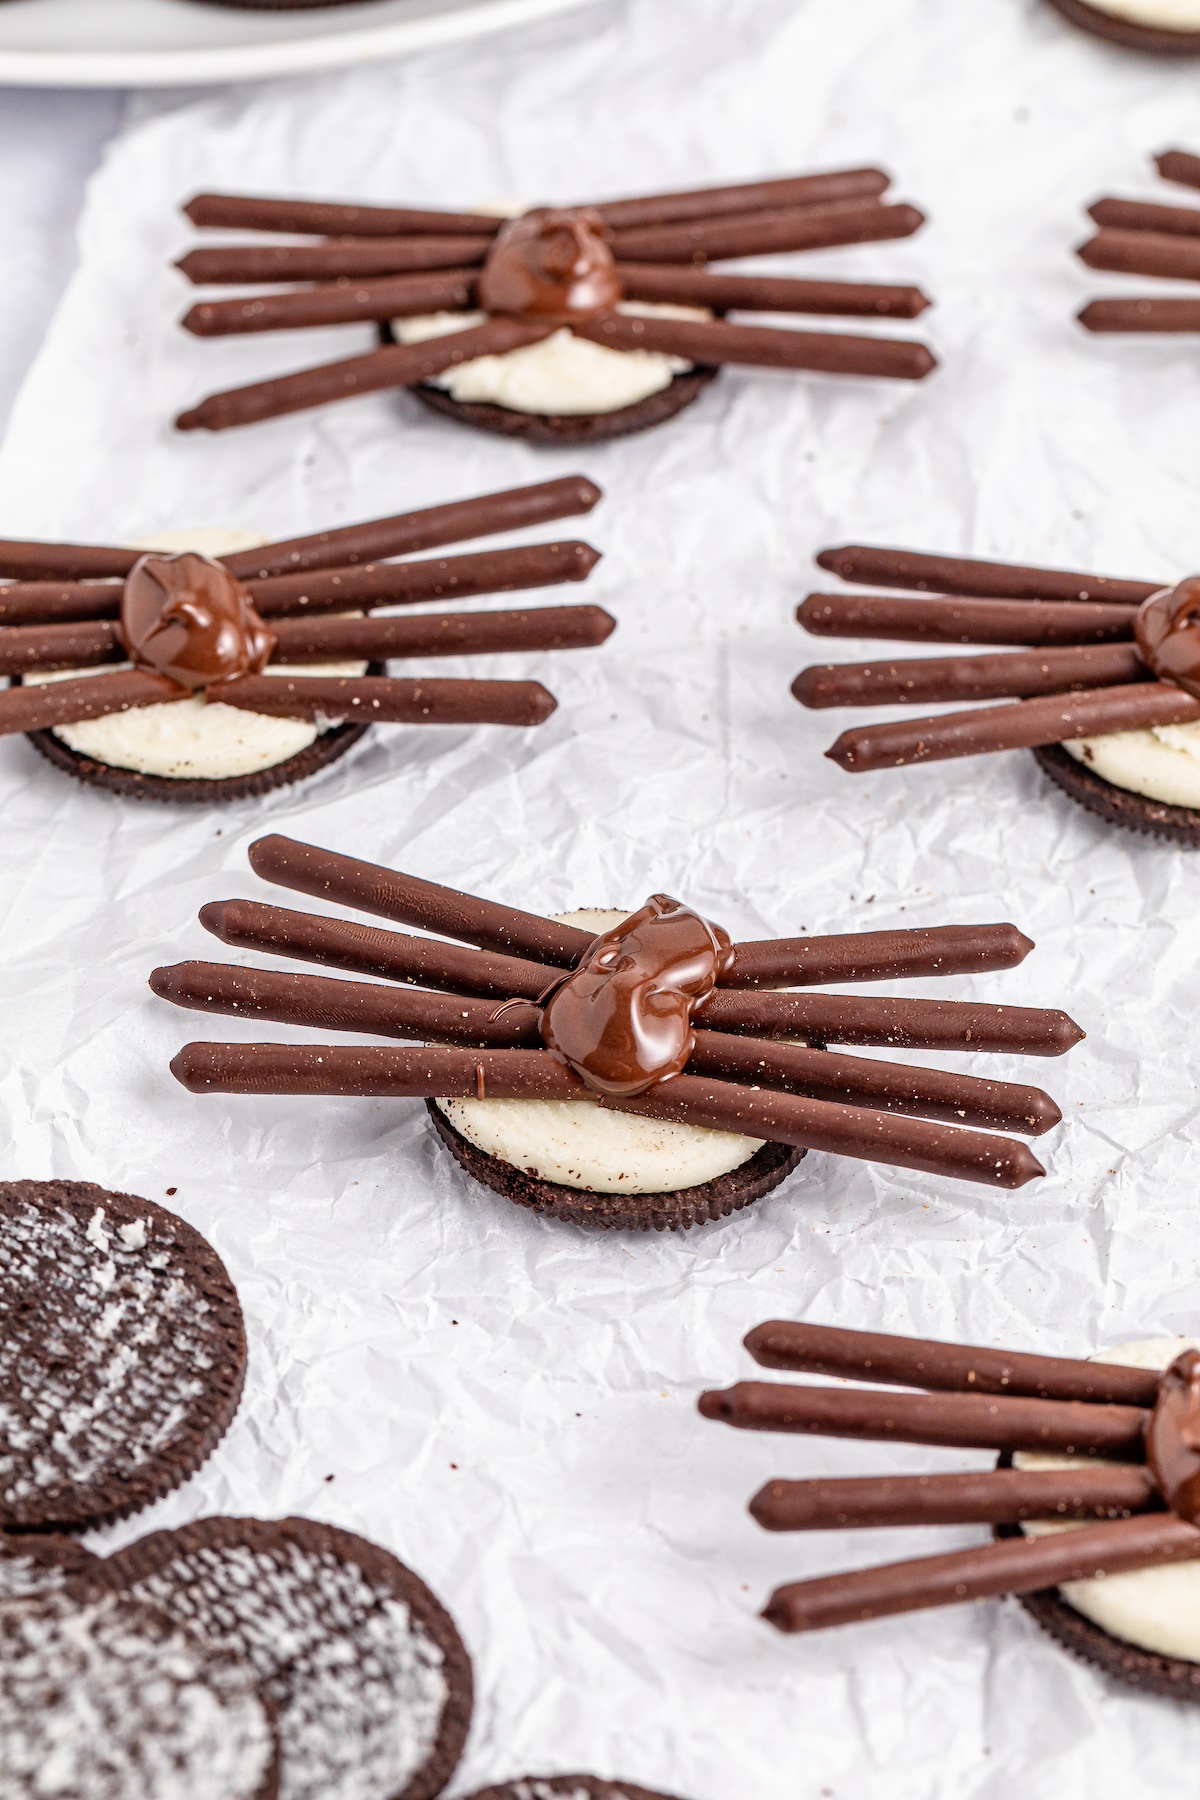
[2,1,1200,1794]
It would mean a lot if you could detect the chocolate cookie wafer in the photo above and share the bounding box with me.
[102,1516,472,1800]
[0,1530,98,1599]
[1046,0,1200,53]
[461,1780,690,1800]
[0,1588,278,1800]
[0,1179,246,1531]
[427,1098,804,1231]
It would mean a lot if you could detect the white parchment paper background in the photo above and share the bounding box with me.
[3,0,1200,1793]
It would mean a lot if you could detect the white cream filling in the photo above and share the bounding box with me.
[1062,719,1200,811]
[392,302,710,416]
[1015,1337,1200,1662]
[1081,0,1200,27]
[435,909,763,1194]
[26,529,366,782]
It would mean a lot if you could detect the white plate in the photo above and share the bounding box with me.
[0,0,602,87]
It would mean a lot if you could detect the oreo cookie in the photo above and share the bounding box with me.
[101,1515,473,1800]
[0,1587,279,1800]
[1032,743,1200,846]
[426,1100,805,1232]
[23,661,384,806]
[1014,1580,1200,1701]
[990,1518,1200,1701]
[1044,0,1200,52]
[410,369,719,447]
[380,321,718,446]
[0,1179,246,1531]
[460,1780,689,1800]
[0,1530,98,1599]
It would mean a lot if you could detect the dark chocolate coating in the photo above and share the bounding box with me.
[540,895,731,1096]
[120,553,274,691]
[697,1380,1149,1456]
[798,591,1139,647]
[611,200,925,264]
[151,961,540,1050]
[575,312,936,381]
[793,643,1147,708]
[0,669,184,737]
[217,673,557,729]
[619,261,930,316]
[170,1042,1045,1187]
[1045,0,1200,53]
[177,236,491,286]
[183,191,500,238]
[815,544,1159,604]
[762,1513,1200,1633]
[1089,195,1200,237]
[1032,742,1200,846]
[722,921,1033,986]
[0,619,120,674]
[200,898,557,999]
[183,269,478,336]
[742,1320,1161,1405]
[268,602,615,662]
[1079,226,1200,280]
[0,540,139,581]
[176,320,556,433]
[1159,147,1200,189]
[247,833,595,964]
[248,540,601,617]
[1146,1350,1200,1520]
[699,988,1084,1055]
[750,1465,1160,1530]
[223,475,602,579]
[1080,296,1200,331]
[426,1100,804,1233]
[154,957,1059,1135]
[689,1030,1060,1133]
[0,579,124,625]
[590,167,890,229]
[477,208,622,322]
[826,681,1200,772]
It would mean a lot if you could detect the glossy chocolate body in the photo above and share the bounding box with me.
[1146,1349,1200,1523]
[540,895,732,1096]
[1134,577,1200,699]
[120,553,275,692]
[477,208,623,323]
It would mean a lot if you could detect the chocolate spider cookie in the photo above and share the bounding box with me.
[0,1179,246,1531]
[101,1516,473,1800]
[0,1588,278,1800]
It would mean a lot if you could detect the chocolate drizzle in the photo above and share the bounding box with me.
[1134,577,1200,700]
[539,896,733,1097]
[476,207,623,324]
[1146,1349,1200,1524]
[120,553,275,693]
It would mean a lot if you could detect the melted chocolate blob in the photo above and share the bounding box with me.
[477,207,623,324]
[1146,1348,1200,1524]
[120,553,275,693]
[1134,577,1200,700]
[540,894,733,1097]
